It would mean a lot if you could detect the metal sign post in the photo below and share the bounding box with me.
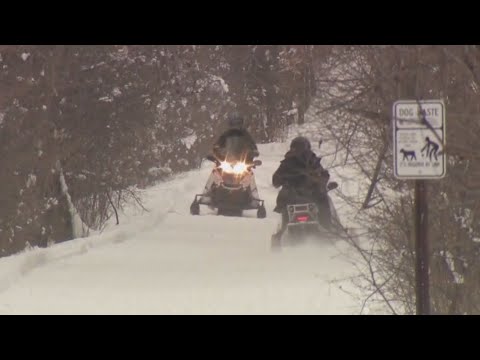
[414,179,429,315]
[393,100,446,315]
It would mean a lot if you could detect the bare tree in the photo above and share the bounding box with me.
[313,45,480,314]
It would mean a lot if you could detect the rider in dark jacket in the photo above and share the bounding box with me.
[272,136,332,227]
[212,113,259,163]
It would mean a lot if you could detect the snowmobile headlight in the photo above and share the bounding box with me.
[219,161,234,173]
[308,204,315,211]
[288,205,294,213]
[232,162,247,174]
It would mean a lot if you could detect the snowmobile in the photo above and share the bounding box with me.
[190,154,267,218]
[271,181,340,249]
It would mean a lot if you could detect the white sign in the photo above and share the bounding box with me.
[393,100,446,179]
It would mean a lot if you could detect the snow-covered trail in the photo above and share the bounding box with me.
[0,141,360,314]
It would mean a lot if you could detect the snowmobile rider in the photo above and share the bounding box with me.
[201,112,261,207]
[211,112,259,163]
[272,136,332,228]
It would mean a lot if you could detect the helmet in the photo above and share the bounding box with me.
[290,136,311,153]
[227,112,245,129]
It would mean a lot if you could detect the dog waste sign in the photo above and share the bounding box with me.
[393,100,446,315]
[393,100,446,179]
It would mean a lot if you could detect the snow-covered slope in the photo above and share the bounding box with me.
[0,134,363,314]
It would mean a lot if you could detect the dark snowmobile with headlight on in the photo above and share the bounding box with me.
[190,154,266,218]
[190,112,266,218]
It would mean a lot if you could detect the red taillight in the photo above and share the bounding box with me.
[296,215,310,223]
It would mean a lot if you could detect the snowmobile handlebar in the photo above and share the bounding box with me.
[327,181,338,191]
[280,172,337,192]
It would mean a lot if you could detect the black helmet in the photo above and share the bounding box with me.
[290,136,311,152]
[227,112,245,129]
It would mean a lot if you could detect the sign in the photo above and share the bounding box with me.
[393,100,446,179]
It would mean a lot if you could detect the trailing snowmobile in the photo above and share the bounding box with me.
[271,181,340,249]
[190,153,267,218]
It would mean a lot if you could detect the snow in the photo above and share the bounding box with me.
[148,167,172,177]
[21,53,30,61]
[26,174,36,188]
[112,87,122,97]
[0,127,363,315]
[59,168,90,239]
[99,96,113,103]
[444,250,464,284]
[157,99,168,112]
[181,134,197,150]
[210,75,229,93]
